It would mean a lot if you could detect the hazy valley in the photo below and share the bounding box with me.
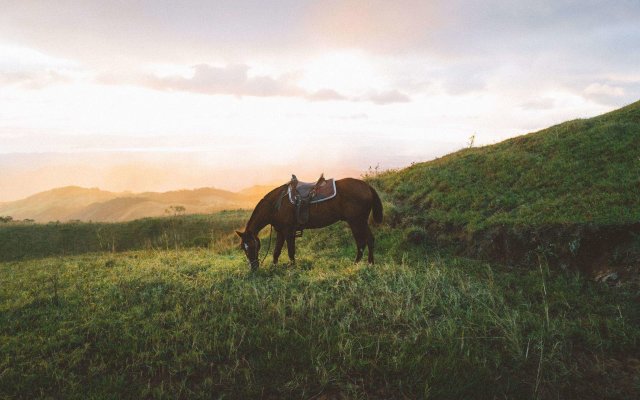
[0,185,272,223]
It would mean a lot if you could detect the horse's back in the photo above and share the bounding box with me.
[284,177,378,228]
[335,178,375,201]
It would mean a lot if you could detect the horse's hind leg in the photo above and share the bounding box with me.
[348,221,367,263]
[366,225,375,264]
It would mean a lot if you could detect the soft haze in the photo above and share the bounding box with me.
[1,1,639,201]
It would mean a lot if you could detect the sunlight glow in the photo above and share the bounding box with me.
[0,0,636,200]
[0,44,78,71]
[299,50,384,93]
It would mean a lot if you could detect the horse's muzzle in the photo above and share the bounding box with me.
[249,259,259,270]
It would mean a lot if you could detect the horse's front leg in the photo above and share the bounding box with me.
[273,230,285,265]
[285,231,296,265]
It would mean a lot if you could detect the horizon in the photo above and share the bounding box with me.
[2,1,639,201]
[2,179,286,202]
[1,97,637,203]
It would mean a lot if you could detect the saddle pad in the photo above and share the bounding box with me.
[288,178,337,204]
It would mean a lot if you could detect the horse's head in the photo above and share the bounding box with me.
[236,230,261,270]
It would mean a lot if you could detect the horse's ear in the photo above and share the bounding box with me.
[235,230,243,238]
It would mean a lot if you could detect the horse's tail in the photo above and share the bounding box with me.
[370,186,383,224]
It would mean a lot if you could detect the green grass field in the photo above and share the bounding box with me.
[0,210,250,262]
[1,224,639,399]
[2,102,640,398]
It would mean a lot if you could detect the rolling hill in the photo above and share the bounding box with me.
[2,102,640,399]
[371,100,640,271]
[2,101,639,271]
[0,185,271,223]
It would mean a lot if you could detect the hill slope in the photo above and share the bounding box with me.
[0,186,272,222]
[372,100,640,270]
[0,187,120,222]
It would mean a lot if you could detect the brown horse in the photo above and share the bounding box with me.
[236,177,383,270]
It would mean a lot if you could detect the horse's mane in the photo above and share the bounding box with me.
[245,184,288,232]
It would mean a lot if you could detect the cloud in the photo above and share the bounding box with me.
[0,44,78,89]
[1,2,638,106]
[0,70,71,89]
[364,90,411,105]
[102,63,410,105]
[145,64,301,97]
[306,89,347,101]
[583,82,626,105]
[304,0,439,52]
[519,98,555,111]
[1,2,638,69]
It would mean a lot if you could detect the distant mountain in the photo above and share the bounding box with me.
[0,185,274,222]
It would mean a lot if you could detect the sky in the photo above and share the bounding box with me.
[1,0,639,201]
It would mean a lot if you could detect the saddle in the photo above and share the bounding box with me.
[287,174,336,236]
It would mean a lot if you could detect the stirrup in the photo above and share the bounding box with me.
[295,229,304,238]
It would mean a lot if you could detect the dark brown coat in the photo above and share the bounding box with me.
[236,178,383,269]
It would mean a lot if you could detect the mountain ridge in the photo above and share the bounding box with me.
[0,185,272,222]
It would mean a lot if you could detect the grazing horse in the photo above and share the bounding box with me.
[236,177,383,270]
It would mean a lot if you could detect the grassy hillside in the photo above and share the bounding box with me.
[371,100,640,270]
[0,186,120,222]
[2,102,640,398]
[0,186,270,223]
[1,224,638,399]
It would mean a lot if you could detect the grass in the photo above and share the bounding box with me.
[367,101,640,269]
[1,224,639,399]
[0,210,250,262]
[2,101,640,398]
[371,100,640,230]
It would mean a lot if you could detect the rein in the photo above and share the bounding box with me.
[260,224,273,266]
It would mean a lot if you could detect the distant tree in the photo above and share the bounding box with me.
[0,216,13,223]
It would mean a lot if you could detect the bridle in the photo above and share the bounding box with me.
[244,229,272,270]
[260,225,273,266]
[243,235,259,270]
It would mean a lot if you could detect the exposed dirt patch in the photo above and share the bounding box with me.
[416,221,640,279]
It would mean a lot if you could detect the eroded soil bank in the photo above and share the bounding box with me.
[408,221,640,279]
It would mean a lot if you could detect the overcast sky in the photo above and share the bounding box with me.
[1,1,639,200]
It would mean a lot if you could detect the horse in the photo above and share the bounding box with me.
[236,177,383,270]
